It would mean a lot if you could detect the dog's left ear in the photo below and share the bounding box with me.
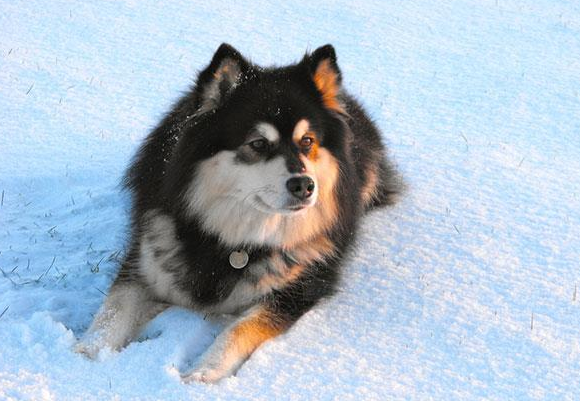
[303,45,346,114]
[195,43,250,114]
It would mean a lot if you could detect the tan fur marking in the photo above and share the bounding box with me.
[313,59,345,113]
[307,136,319,161]
[227,307,286,360]
[292,120,319,160]
[361,167,379,206]
[292,119,310,143]
[213,59,238,80]
[291,234,336,265]
[256,254,306,293]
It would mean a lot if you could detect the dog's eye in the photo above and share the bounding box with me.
[300,136,314,149]
[249,139,268,152]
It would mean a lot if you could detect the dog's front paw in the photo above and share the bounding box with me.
[73,340,101,359]
[181,364,233,384]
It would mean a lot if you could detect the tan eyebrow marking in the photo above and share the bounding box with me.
[292,119,310,143]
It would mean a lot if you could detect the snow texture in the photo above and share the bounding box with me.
[1,0,580,399]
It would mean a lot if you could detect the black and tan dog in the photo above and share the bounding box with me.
[76,43,401,383]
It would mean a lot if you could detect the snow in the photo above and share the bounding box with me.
[1,0,580,399]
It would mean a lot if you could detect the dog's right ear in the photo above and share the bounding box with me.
[195,43,250,114]
[302,44,346,115]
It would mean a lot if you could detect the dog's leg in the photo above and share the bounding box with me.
[181,305,289,383]
[75,281,168,358]
[181,258,337,384]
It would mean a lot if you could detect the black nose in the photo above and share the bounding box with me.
[286,176,315,200]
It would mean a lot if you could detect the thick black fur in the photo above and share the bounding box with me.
[118,43,401,323]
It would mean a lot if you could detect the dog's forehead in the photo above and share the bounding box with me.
[236,75,318,125]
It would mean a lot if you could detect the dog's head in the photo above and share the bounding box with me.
[176,44,350,247]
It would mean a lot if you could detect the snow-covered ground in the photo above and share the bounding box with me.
[1,0,579,399]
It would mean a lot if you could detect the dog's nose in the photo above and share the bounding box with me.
[286,176,315,200]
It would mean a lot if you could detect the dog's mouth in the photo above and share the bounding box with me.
[254,195,312,215]
[286,204,307,211]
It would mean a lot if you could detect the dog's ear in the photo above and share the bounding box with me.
[195,43,250,114]
[303,45,346,114]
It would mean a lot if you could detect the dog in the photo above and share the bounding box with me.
[76,43,401,383]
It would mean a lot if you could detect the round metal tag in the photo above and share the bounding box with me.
[229,250,249,269]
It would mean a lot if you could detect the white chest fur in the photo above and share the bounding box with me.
[139,210,192,307]
[138,210,305,314]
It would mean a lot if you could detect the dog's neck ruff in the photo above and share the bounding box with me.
[190,205,325,249]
